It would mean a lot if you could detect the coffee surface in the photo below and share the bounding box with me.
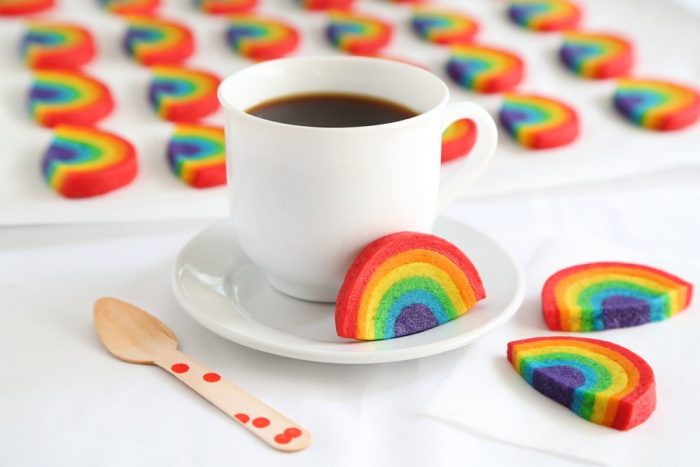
[246,93,417,128]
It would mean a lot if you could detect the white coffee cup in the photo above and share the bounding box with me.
[218,56,497,302]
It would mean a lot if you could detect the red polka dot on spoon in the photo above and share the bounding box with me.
[234,413,249,423]
[252,417,270,428]
[171,363,189,373]
[203,372,221,382]
[275,433,291,444]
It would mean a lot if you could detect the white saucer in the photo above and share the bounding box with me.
[172,217,525,364]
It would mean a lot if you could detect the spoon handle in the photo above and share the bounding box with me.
[154,351,311,452]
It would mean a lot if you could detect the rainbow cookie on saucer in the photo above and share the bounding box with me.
[29,70,114,128]
[559,32,633,80]
[100,0,160,15]
[296,0,353,10]
[124,16,194,66]
[499,93,578,149]
[446,45,524,93]
[326,12,393,55]
[508,337,656,430]
[21,22,96,70]
[226,14,300,61]
[441,119,477,163]
[613,78,700,131]
[197,0,257,14]
[542,262,693,332]
[42,125,138,198]
[411,8,479,45]
[336,232,485,341]
[167,124,226,188]
[149,66,220,122]
[507,0,581,32]
[0,0,54,16]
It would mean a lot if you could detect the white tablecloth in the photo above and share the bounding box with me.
[2,166,699,467]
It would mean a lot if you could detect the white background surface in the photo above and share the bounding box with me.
[2,0,700,465]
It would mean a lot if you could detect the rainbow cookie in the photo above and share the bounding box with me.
[296,0,353,11]
[499,93,578,149]
[42,125,138,198]
[542,262,693,332]
[29,70,114,128]
[613,78,700,131]
[21,22,96,70]
[336,232,485,341]
[560,32,633,79]
[411,8,479,46]
[507,0,581,32]
[124,16,195,66]
[99,0,160,15]
[197,0,257,14]
[508,337,656,430]
[446,45,524,93]
[442,119,477,163]
[326,12,393,55]
[149,65,220,122]
[167,124,226,188]
[226,14,300,61]
[0,0,54,16]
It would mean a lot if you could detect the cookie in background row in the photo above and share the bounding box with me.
[149,65,221,122]
[499,93,579,149]
[613,78,700,131]
[0,0,55,16]
[167,124,226,188]
[21,22,96,70]
[29,70,114,127]
[42,125,138,198]
[99,0,160,15]
[507,0,582,32]
[296,0,353,10]
[411,7,479,45]
[226,14,300,61]
[124,16,195,66]
[326,12,393,55]
[559,32,634,79]
[446,45,524,93]
[197,0,257,14]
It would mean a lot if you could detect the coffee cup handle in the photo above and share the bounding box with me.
[437,102,498,212]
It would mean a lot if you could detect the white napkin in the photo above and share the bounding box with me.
[422,236,700,467]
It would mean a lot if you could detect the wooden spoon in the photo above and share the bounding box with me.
[94,297,311,452]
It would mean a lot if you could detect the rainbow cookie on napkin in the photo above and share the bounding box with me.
[226,14,300,61]
[507,0,581,32]
[21,22,96,70]
[411,8,479,46]
[613,78,700,131]
[326,12,393,55]
[508,337,656,430]
[336,232,485,341]
[149,65,220,122]
[29,70,114,128]
[441,119,476,163]
[42,125,137,198]
[542,262,693,332]
[124,16,194,66]
[0,0,54,16]
[100,0,160,15]
[559,32,633,79]
[197,0,257,14]
[167,124,226,188]
[446,45,524,93]
[499,93,578,149]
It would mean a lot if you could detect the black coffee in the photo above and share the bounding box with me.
[246,93,417,128]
